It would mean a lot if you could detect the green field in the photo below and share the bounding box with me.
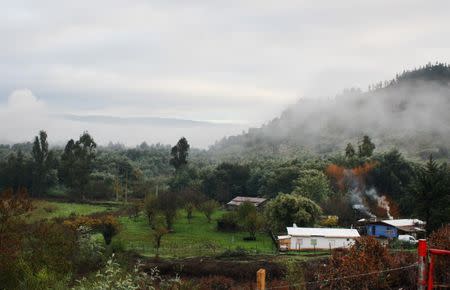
[26,200,327,260]
[116,209,276,258]
[25,200,115,222]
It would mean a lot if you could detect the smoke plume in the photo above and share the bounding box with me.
[326,162,394,219]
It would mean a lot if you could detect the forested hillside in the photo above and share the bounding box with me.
[210,63,450,160]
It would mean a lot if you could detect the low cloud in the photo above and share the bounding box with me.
[0,89,247,148]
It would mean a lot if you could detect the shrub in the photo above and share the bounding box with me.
[64,215,120,245]
[74,226,105,274]
[18,263,70,290]
[43,204,58,213]
[217,211,239,232]
[199,200,220,223]
[25,221,78,275]
[126,201,141,220]
[198,275,235,290]
[46,185,69,198]
[319,215,339,227]
[282,259,305,290]
[320,237,415,289]
[429,225,450,285]
[73,254,185,290]
[218,247,249,258]
[389,239,416,250]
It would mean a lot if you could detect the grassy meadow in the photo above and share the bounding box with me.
[116,209,276,258]
[25,200,115,222]
[25,200,328,260]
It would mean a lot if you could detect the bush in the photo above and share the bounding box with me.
[199,200,219,223]
[429,225,450,285]
[64,215,120,245]
[43,204,58,213]
[85,172,115,199]
[217,211,239,232]
[198,275,235,290]
[25,221,78,275]
[18,263,70,290]
[320,237,416,289]
[110,238,126,253]
[389,239,416,250]
[125,202,141,220]
[73,254,186,290]
[46,185,69,198]
[74,227,105,274]
[218,247,249,258]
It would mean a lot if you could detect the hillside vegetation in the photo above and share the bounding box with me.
[210,63,450,160]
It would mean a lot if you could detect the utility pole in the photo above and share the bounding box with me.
[125,171,128,204]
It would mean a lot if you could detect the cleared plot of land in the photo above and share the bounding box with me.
[116,209,276,258]
[25,200,114,222]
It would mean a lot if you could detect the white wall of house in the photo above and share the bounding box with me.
[289,236,355,250]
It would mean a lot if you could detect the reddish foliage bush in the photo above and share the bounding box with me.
[428,225,450,285]
[198,275,235,290]
[318,237,416,290]
[64,214,120,244]
[0,187,33,286]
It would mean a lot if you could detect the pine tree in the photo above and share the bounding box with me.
[170,137,190,171]
[345,143,356,158]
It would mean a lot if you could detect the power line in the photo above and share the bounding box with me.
[264,263,418,290]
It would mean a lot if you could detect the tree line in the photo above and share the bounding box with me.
[0,131,449,233]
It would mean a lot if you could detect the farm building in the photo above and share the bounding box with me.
[226,196,267,209]
[363,219,426,239]
[278,225,360,251]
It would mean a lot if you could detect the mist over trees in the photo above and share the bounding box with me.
[210,63,450,160]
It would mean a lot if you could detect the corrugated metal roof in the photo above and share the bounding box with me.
[287,227,360,238]
[381,219,425,227]
[226,196,267,206]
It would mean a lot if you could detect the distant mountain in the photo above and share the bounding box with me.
[210,63,450,160]
[60,114,226,127]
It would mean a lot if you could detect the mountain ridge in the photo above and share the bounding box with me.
[209,62,450,160]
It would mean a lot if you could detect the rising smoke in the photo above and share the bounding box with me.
[327,162,394,219]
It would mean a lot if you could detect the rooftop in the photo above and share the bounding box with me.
[381,219,425,227]
[286,226,360,238]
[227,196,267,207]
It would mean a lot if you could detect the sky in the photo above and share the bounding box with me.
[1,0,449,148]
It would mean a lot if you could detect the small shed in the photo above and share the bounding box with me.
[278,225,360,251]
[226,196,267,209]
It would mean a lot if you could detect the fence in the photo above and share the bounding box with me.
[418,239,450,290]
[255,239,450,290]
[125,240,277,258]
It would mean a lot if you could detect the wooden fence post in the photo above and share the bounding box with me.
[417,239,427,290]
[257,268,266,290]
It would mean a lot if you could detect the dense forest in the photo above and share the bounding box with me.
[1,131,449,232]
[210,63,450,160]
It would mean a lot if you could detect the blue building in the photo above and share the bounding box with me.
[365,222,398,239]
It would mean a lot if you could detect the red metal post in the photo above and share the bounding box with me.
[417,239,427,290]
[427,254,435,289]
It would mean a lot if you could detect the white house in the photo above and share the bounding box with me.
[278,225,360,251]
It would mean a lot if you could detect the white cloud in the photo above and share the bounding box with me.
[6,89,46,111]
